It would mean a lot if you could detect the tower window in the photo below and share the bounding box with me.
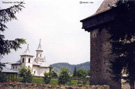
[13,66,14,69]
[28,58,30,63]
[22,58,24,63]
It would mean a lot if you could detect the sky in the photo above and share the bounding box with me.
[0,0,103,66]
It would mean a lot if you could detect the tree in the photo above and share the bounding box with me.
[49,65,53,72]
[43,72,51,84]
[87,69,90,76]
[107,1,135,89]
[51,71,58,78]
[0,72,8,82]
[76,69,87,78]
[19,67,33,83]
[73,66,77,77]
[58,68,71,85]
[0,2,26,69]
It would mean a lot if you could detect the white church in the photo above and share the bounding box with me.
[11,40,50,77]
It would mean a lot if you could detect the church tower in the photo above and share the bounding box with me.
[81,0,121,89]
[20,44,34,69]
[35,39,44,63]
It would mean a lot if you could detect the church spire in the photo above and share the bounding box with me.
[21,44,33,56]
[37,39,42,51]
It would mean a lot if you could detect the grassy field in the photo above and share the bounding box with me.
[17,77,89,85]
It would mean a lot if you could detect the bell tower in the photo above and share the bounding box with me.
[35,39,43,63]
[20,44,34,69]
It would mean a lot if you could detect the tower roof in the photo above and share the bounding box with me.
[21,44,33,56]
[81,0,119,21]
[37,39,43,51]
[96,0,118,14]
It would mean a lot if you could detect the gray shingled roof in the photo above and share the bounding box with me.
[1,67,18,73]
[96,0,118,13]
[81,0,119,21]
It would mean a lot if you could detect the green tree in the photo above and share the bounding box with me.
[73,66,77,77]
[76,69,87,78]
[0,2,26,69]
[107,1,135,89]
[51,71,58,78]
[0,72,8,82]
[19,67,33,83]
[87,69,90,76]
[43,72,51,84]
[58,68,71,85]
[49,65,53,72]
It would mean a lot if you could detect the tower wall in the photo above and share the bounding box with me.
[36,50,43,58]
[21,55,33,69]
[90,28,121,89]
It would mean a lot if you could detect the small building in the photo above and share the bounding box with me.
[1,67,18,81]
[11,40,50,77]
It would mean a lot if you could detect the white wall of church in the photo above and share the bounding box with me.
[39,67,49,77]
[11,65,21,71]
[32,66,49,77]
[21,56,33,69]
[33,66,40,76]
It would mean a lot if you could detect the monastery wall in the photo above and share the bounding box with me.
[0,83,110,89]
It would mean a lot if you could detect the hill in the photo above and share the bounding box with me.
[51,61,90,75]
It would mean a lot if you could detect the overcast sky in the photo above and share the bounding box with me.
[1,0,103,66]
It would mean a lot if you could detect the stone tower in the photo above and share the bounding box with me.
[20,44,34,69]
[81,0,121,89]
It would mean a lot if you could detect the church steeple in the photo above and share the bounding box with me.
[35,39,43,62]
[21,44,33,56]
[37,39,43,51]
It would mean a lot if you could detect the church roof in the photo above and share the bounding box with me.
[81,0,118,21]
[12,60,22,65]
[21,44,33,56]
[33,61,49,67]
[1,67,18,73]
[37,39,43,51]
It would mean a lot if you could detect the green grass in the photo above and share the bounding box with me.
[17,77,89,85]
[32,77,44,84]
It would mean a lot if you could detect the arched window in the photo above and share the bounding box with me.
[28,58,30,63]
[22,58,24,63]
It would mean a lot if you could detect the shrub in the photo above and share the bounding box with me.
[76,69,87,78]
[51,71,58,78]
[19,67,33,83]
[0,72,8,82]
[77,80,82,84]
[44,72,51,84]
[83,81,87,85]
[58,68,71,85]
